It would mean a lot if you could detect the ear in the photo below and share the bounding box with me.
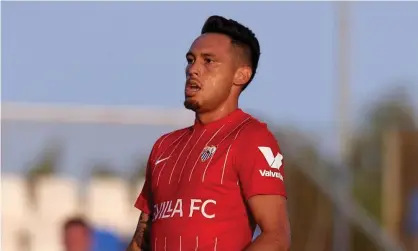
[233,66,252,88]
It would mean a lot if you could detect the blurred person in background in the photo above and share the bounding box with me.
[126,15,290,251]
[63,217,92,251]
[63,216,125,251]
[92,228,126,251]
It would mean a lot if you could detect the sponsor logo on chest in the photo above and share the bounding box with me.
[153,198,217,221]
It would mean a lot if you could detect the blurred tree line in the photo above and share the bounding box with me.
[281,86,417,250]
[350,87,416,223]
[26,85,417,250]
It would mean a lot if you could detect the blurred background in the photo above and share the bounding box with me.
[1,1,418,251]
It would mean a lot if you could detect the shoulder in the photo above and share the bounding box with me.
[150,127,191,156]
[235,113,278,146]
[231,113,283,170]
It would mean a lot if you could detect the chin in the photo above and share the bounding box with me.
[184,98,200,112]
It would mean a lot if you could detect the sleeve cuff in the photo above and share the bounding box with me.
[134,196,151,215]
[245,190,287,201]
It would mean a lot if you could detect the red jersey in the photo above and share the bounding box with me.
[135,109,286,251]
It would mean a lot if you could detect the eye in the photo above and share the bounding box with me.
[186,56,194,64]
[204,58,214,64]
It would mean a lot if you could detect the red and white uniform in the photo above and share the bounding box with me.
[135,109,286,250]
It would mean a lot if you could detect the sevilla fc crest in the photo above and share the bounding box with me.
[201,146,217,162]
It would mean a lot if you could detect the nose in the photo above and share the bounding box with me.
[186,61,200,78]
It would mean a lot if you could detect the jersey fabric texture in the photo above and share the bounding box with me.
[135,109,286,251]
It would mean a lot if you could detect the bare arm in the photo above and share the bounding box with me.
[244,195,291,251]
[126,212,152,251]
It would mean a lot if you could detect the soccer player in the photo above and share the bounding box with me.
[126,15,290,251]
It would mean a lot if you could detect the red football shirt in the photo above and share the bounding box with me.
[135,109,286,251]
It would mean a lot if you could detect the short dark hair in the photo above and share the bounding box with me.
[201,15,260,91]
[63,216,91,232]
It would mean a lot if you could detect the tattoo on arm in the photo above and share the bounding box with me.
[126,212,152,251]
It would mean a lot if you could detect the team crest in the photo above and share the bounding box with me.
[200,146,217,162]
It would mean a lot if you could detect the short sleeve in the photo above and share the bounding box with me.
[234,127,287,201]
[134,142,159,214]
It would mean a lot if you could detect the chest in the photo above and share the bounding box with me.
[149,129,239,201]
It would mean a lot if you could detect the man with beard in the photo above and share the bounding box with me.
[127,15,290,251]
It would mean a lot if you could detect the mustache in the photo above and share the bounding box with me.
[186,78,201,88]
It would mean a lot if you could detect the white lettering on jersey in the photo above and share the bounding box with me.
[258,146,283,180]
[189,199,201,217]
[153,198,216,221]
[189,199,216,218]
[172,198,183,217]
[161,200,173,219]
[259,170,283,181]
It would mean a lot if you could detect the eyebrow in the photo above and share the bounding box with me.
[186,52,217,58]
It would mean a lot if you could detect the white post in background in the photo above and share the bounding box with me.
[338,0,350,161]
[333,1,351,251]
[382,130,402,241]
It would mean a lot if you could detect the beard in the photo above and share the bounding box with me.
[184,98,201,112]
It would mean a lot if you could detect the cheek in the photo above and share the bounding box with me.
[211,71,233,90]
[205,67,228,84]
[202,76,224,97]
[204,73,219,86]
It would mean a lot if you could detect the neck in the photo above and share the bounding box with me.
[196,101,238,125]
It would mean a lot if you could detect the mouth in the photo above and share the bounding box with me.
[185,80,201,97]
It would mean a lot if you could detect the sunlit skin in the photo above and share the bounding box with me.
[184,33,252,124]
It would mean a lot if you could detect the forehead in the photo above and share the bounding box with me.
[189,33,232,55]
